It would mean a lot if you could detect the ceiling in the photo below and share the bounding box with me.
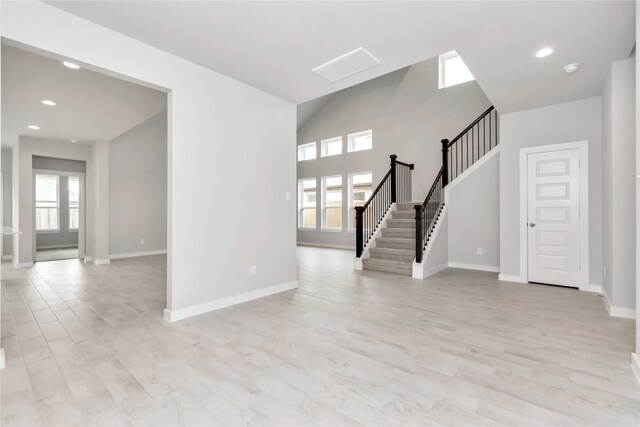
[1,44,167,147]
[46,1,635,113]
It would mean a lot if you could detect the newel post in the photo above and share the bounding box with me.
[415,205,423,263]
[355,207,364,258]
[390,154,398,203]
[441,139,449,187]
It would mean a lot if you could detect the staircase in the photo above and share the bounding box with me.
[355,105,498,277]
[363,203,417,275]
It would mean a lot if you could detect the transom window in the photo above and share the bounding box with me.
[322,175,343,230]
[298,142,317,161]
[439,50,474,89]
[35,174,59,231]
[298,178,317,229]
[321,136,342,157]
[347,130,373,152]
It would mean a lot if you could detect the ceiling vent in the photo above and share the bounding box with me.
[312,48,381,82]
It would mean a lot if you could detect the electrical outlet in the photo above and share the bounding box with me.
[285,191,291,201]
[476,247,483,255]
[250,265,257,276]
[140,239,145,245]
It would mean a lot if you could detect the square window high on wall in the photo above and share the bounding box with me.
[347,130,372,152]
[321,136,343,157]
[439,50,474,89]
[298,142,317,161]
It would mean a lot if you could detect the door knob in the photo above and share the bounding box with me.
[529,223,536,228]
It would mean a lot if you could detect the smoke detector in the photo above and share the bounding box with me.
[563,63,580,74]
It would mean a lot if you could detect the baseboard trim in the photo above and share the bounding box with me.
[632,353,640,385]
[579,284,603,293]
[14,261,34,268]
[1,255,13,260]
[164,280,299,322]
[297,242,353,250]
[93,258,110,266]
[602,291,636,319]
[110,250,167,260]
[448,262,499,273]
[498,273,527,283]
[421,263,448,279]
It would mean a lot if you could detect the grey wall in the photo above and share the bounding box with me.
[499,97,604,286]
[447,152,500,269]
[297,56,491,248]
[33,156,86,250]
[109,111,167,256]
[2,148,13,257]
[603,56,636,311]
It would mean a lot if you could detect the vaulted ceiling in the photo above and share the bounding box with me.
[44,1,635,113]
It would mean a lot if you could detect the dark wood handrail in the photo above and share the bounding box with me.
[362,169,391,210]
[396,160,414,169]
[448,105,495,147]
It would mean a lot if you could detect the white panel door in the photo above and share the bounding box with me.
[527,149,581,287]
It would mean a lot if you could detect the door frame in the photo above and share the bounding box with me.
[32,169,86,261]
[519,141,590,289]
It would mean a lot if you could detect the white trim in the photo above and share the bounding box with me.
[14,261,34,268]
[0,348,4,370]
[631,353,640,385]
[519,141,590,288]
[36,244,78,250]
[164,280,299,322]
[354,203,396,270]
[412,206,448,279]
[498,273,527,283]
[110,249,167,260]
[602,291,636,319]
[2,255,13,260]
[296,242,352,250]
[448,262,499,273]
[444,145,500,202]
[579,284,603,293]
[93,258,110,266]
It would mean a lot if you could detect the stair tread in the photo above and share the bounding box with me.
[363,258,412,267]
[377,237,414,242]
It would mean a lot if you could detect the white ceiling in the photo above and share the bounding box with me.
[1,43,167,147]
[47,1,634,113]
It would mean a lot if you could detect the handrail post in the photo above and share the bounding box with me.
[355,207,364,258]
[390,154,397,202]
[415,205,423,263]
[441,139,449,187]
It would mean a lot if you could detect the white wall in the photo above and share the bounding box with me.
[109,111,167,256]
[603,57,636,314]
[447,151,500,269]
[296,57,491,248]
[2,148,13,257]
[499,97,603,286]
[1,1,296,317]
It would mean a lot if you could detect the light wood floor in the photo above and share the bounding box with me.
[1,247,638,426]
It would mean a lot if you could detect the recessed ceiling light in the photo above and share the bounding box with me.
[70,139,78,144]
[62,61,80,69]
[28,125,40,130]
[563,63,580,74]
[42,100,56,106]
[535,47,554,58]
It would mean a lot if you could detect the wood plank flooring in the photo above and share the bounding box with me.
[1,247,638,426]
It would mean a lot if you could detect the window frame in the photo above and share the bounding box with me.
[439,50,475,89]
[348,171,373,231]
[297,177,317,230]
[297,142,317,162]
[34,174,60,233]
[321,174,343,231]
[347,130,373,153]
[320,136,343,158]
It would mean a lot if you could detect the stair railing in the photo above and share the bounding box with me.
[415,105,498,263]
[355,154,414,258]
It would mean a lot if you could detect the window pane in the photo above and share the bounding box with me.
[35,174,59,230]
[35,175,58,204]
[299,178,317,228]
[298,142,316,161]
[348,130,373,152]
[36,208,58,231]
[321,137,342,157]
[69,176,79,207]
[442,52,474,88]
[325,207,342,229]
[301,208,316,228]
[69,208,79,229]
[324,176,342,229]
[351,172,373,227]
